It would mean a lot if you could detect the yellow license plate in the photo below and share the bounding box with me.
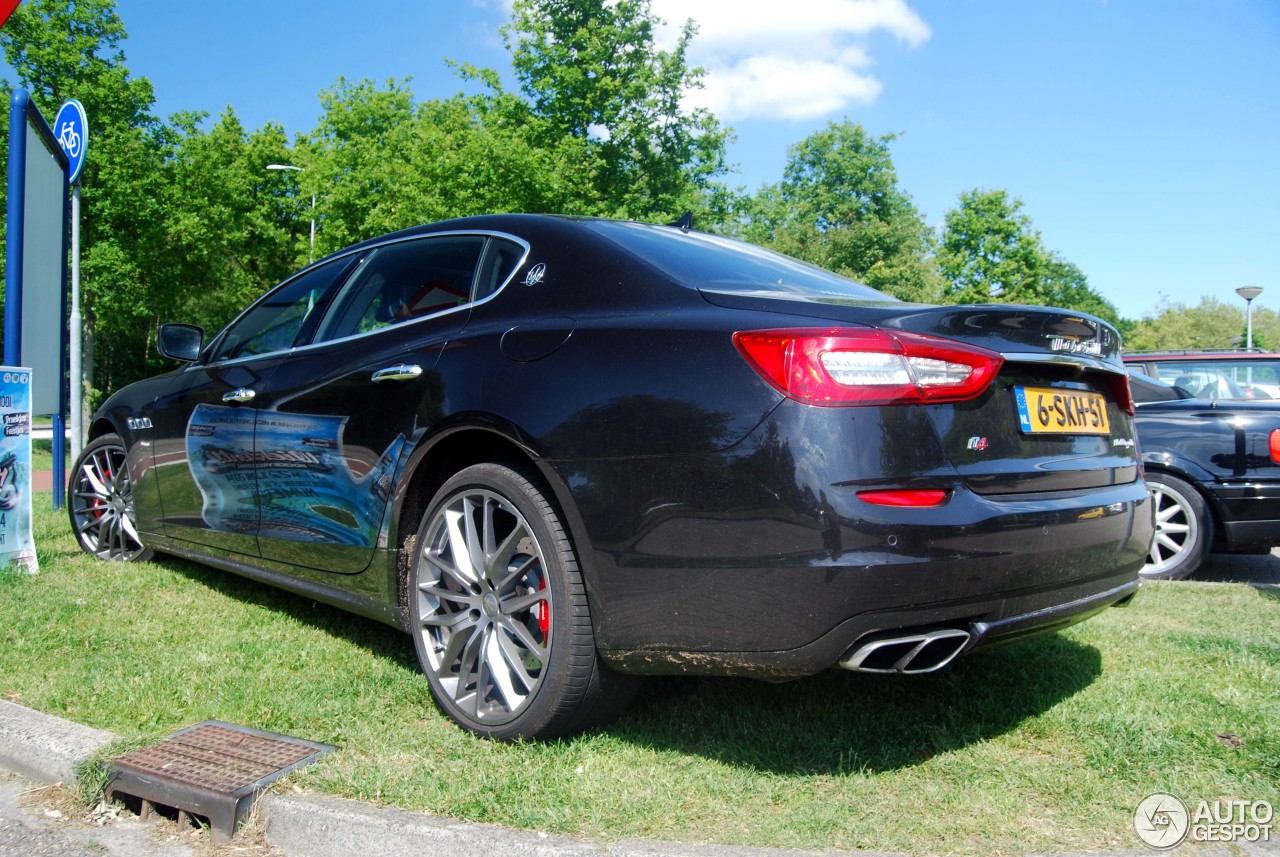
[1014,386,1111,435]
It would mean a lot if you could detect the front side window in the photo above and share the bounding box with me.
[315,236,486,343]
[212,255,354,362]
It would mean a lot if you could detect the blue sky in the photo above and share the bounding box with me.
[50,1,1280,320]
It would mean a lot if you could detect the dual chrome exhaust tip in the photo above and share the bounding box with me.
[839,627,972,674]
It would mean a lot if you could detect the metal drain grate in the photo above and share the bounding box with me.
[106,720,335,843]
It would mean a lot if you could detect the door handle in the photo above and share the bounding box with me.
[371,364,423,384]
[222,387,256,404]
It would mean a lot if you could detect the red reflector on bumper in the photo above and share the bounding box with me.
[857,489,948,507]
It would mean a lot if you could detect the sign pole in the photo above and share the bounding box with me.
[69,179,82,461]
[54,99,87,500]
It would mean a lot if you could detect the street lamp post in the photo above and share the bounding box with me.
[1236,286,1264,351]
[266,163,315,264]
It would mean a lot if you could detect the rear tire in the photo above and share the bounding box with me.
[408,463,639,740]
[1143,472,1210,580]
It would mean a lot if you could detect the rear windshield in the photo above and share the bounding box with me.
[584,221,895,304]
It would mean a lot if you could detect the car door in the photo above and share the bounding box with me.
[149,255,356,555]
[249,233,506,573]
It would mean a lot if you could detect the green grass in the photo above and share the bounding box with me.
[3,496,1278,855]
[30,438,69,473]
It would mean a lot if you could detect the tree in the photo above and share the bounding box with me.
[1039,253,1125,330]
[499,0,732,220]
[1125,297,1244,351]
[1,0,173,399]
[163,110,302,331]
[938,189,1043,304]
[740,120,942,303]
[938,188,1123,328]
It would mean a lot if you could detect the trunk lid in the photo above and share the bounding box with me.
[707,289,1140,494]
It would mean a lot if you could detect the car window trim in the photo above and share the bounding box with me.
[192,230,529,368]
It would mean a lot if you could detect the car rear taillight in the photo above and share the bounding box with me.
[1111,374,1136,416]
[1271,430,1280,465]
[733,328,1003,407]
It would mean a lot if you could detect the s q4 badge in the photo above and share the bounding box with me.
[523,262,547,287]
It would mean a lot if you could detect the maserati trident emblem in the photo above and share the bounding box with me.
[522,262,547,287]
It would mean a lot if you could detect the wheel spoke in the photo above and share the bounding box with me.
[487,521,529,584]
[499,614,545,659]
[502,590,546,614]
[444,507,481,586]
[484,627,525,710]
[494,553,538,596]
[80,459,110,498]
[119,510,143,545]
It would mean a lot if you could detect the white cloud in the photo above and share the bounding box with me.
[650,0,930,121]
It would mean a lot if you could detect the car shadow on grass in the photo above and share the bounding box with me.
[609,633,1101,775]
[154,553,421,675]
[149,553,1100,773]
[1195,549,1280,587]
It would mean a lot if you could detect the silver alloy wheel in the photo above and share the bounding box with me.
[415,487,552,726]
[69,438,150,561]
[1145,479,1199,577]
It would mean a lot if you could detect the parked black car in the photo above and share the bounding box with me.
[69,215,1152,739]
[1131,372,1280,579]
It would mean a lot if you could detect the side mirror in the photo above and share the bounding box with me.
[157,323,204,362]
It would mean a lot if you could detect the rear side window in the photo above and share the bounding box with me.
[315,236,486,343]
[474,238,525,302]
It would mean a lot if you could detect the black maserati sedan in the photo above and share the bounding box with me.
[1130,372,1280,579]
[69,214,1152,739]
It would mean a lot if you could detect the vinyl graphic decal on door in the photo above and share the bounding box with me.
[187,404,404,546]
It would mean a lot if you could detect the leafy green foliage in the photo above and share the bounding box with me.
[739,121,943,303]
[939,188,1122,326]
[1125,297,1246,351]
[502,0,732,220]
[2,0,1144,404]
[1,0,171,397]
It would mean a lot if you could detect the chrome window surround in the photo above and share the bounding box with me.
[196,230,531,369]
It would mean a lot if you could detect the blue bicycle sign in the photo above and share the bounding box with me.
[58,121,80,157]
[53,99,88,183]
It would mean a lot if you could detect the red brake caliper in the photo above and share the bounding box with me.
[537,576,549,638]
[91,463,111,520]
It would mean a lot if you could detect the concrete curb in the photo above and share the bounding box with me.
[3,700,1275,857]
[0,699,117,785]
[260,790,893,857]
[0,700,892,857]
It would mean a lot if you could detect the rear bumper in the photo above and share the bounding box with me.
[577,476,1152,678]
[602,572,1141,679]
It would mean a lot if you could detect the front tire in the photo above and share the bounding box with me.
[408,463,637,740]
[1143,472,1210,580]
[68,433,153,562]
